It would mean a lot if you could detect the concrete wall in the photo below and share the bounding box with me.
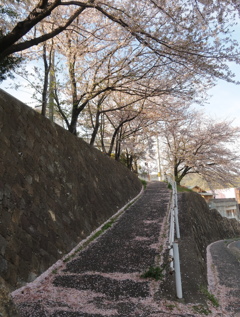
[0,89,142,290]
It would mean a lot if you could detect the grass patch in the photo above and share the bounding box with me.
[168,182,192,192]
[165,304,176,311]
[63,254,75,263]
[224,238,240,244]
[192,305,211,315]
[102,218,115,230]
[141,266,164,281]
[200,287,219,307]
[140,179,147,189]
[176,185,192,192]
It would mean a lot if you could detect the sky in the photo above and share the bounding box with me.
[195,21,240,127]
[1,79,36,108]
[194,74,240,127]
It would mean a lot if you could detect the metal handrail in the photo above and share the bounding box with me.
[166,175,182,299]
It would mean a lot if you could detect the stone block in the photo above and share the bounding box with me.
[0,235,7,256]
[11,209,22,225]
[17,258,30,287]
[4,261,18,287]
[0,284,21,317]
[0,256,8,274]
[5,247,20,267]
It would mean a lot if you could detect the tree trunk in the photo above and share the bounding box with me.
[126,152,133,170]
[107,127,119,156]
[90,110,100,146]
[115,126,124,161]
[68,49,79,135]
[69,111,78,135]
[175,165,192,185]
[41,44,50,117]
[100,113,107,154]
[48,50,55,121]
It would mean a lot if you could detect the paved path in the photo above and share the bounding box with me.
[12,182,235,317]
[14,182,189,317]
[208,239,240,316]
[13,182,240,317]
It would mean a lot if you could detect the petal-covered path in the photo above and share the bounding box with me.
[12,182,174,316]
[11,182,226,317]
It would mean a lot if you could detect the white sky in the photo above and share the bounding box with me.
[0,73,37,108]
[194,75,240,127]
[190,18,240,127]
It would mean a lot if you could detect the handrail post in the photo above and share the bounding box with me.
[174,182,180,239]
[166,175,182,298]
[175,207,180,239]
[173,242,183,298]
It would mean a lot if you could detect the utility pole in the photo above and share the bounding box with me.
[156,135,162,181]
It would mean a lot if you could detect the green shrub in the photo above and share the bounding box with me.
[140,179,147,188]
[141,266,164,281]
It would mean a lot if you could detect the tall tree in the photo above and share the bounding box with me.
[160,110,240,187]
[43,16,195,135]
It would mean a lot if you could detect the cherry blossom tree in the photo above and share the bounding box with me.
[2,0,240,174]
[1,0,240,87]
[37,12,200,135]
[159,110,240,187]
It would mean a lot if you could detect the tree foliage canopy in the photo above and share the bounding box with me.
[160,110,240,187]
[1,0,240,177]
[1,0,240,82]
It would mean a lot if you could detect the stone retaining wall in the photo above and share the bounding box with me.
[160,191,240,303]
[178,192,240,301]
[0,89,142,291]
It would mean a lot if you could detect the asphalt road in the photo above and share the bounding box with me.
[208,239,240,316]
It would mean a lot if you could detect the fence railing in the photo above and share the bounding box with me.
[166,175,183,299]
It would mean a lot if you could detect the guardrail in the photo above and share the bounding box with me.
[167,175,183,299]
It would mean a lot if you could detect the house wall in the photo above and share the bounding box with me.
[235,188,240,204]
[209,198,240,220]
